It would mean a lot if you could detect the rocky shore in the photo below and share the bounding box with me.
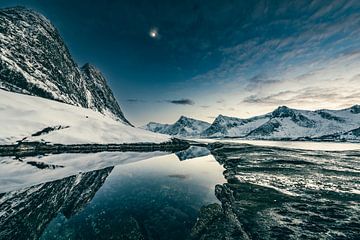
[0,138,190,157]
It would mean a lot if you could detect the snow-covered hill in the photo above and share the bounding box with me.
[144,106,360,141]
[201,114,269,137]
[142,116,210,137]
[0,7,130,124]
[0,89,169,145]
[245,106,360,140]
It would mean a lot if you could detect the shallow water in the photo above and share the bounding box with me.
[0,142,359,239]
[194,139,360,151]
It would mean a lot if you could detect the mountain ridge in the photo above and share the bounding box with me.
[0,6,131,125]
[142,116,211,137]
[144,105,360,141]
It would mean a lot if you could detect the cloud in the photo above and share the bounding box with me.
[167,98,195,105]
[126,98,145,103]
[186,0,360,96]
[242,87,360,108]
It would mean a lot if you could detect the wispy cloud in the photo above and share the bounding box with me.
[242,87,360,108]
[167,99,195,105]
[126,98,145,103]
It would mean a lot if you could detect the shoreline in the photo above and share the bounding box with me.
[0,138,190,157]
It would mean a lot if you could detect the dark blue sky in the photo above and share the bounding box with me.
[1,0,360,125]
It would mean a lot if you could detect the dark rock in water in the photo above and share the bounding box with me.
[0,167,113,240]
[190,203,238,240]
[190,185,250,240]
[114,217,145,240]
[0,7,131,124]
[206,144,360,240]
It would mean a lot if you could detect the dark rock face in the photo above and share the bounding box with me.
[247,119,281,137]
[316,110,345,122]
[0,7,130,125]
[0,167,113,240]
[272,106,315,128]
[81,63,132,125]
[0,7,87,105]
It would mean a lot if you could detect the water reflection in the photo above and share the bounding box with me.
[1,143,359,240]
[175,146,211,161]
[0,167,113,240]
[0,147,224,240]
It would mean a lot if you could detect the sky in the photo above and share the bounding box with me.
[1,0,360,126]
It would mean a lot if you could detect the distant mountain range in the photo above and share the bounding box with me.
[0,7,131,125]
[143,105,360,141]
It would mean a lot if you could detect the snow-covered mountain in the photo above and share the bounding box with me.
[145,106,360,141]
[201,114,269,137]
[142,116,210,137]
[245,106,360,140]
[0,89,169,145]
[0,7,130,124]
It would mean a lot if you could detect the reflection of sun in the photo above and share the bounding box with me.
[149,28,158,38]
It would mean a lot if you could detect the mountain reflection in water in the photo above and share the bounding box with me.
[0,143,359,240]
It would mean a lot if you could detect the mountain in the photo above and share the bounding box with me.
[145,105,360,141]
[142,116,211,137]
[0,7,130,125]
[245,106,360,140]
[201,114,269,137]
[81,63,131,125]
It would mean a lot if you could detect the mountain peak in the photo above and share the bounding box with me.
[81,63,98,72]
[144,116,210,136]
[0,7,132,126]
[178,115,189,121]
[272,106,295,118]
[80,64,132,125]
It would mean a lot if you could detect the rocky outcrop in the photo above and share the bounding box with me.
[0,7,130,124]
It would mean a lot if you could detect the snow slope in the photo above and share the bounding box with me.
[0,89,170,145]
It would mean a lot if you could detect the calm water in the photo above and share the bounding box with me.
[0,142,359,240]
[193,139,360,151]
